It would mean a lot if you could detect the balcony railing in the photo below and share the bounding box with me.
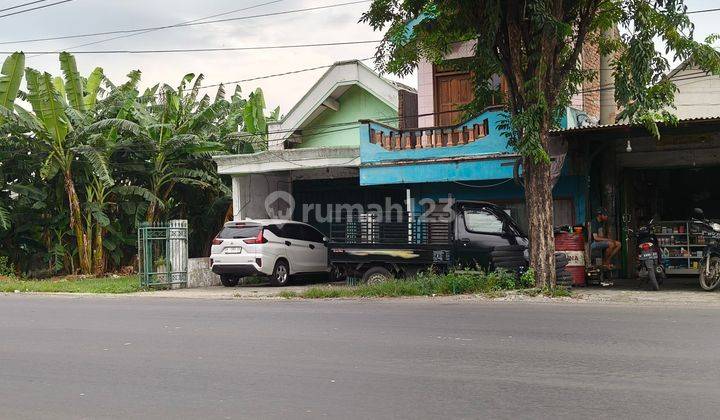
[361,118,490,152]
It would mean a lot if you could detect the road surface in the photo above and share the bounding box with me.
[1,295,719,419]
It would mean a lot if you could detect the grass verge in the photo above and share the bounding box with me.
[277,269,569,299]
[0,275,144,294]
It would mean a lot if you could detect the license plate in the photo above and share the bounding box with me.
[640,252,656,260]
[224,247,243,254]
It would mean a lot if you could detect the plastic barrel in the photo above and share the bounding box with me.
[555,232,586,286]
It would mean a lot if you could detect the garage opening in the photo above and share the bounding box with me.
[621,165,720,282]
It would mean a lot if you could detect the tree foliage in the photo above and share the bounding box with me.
[0,52,276,276]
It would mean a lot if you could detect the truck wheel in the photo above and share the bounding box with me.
[269,260,290,287]
[362,266,393,284]
[220,275,239,287]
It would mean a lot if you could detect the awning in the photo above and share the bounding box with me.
[213,147,360,175]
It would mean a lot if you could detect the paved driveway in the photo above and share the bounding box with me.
[1,296,720,419]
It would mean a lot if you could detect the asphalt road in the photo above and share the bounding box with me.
[1,296,720,419]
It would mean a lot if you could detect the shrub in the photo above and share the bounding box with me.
[288,268,539,299]
[519,268,536,288]
[0,256,15,278]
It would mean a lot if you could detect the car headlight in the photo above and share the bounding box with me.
[712,223,720,232]
[523,248,529,261]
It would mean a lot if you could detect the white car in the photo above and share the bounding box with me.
[210,220,329,287]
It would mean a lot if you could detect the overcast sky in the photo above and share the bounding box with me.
[1,0,718,113]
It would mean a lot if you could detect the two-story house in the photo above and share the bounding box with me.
[358,39,618,233]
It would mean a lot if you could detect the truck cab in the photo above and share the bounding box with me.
[453,201,528,268]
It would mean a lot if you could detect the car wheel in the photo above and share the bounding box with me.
[269,260,290,287]
[362,266,393,284]
[220,275,239,287]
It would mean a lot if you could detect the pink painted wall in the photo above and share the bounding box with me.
[417,59,435,128]
[417,41,477,128]
[415,40,609,128]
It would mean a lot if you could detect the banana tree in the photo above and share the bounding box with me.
[14,53,115,274]
[106,73,229,224]
[0,52,25,230]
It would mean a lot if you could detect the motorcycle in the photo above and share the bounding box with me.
[627,219,666,291]
[690,208,720,291]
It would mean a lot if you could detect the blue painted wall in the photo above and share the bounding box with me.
[359,107,580,186]
[361,109,513,167]
[408,176,586,227]
[357,106,588,224]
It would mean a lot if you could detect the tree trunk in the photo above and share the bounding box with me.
[524,156,556,288]
[92,223,105,276]
[63,170,92,274]
[146,201,156,224]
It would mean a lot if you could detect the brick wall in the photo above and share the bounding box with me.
[581,40,601,121]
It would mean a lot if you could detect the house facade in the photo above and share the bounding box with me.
[213,60,416,230]
[356,39,618,233]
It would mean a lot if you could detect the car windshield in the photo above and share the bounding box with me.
[218,224,261,239]
[464,209,504,233]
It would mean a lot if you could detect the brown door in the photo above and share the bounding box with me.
[435,72,473,126]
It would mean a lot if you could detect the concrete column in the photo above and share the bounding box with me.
[600,30,617,125]
[168,219,188,288]
[231,175,248,221]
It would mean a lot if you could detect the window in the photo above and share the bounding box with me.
[463,209,504,234]
[218,223,261,239]
[300,225,325,243]
[279,224,303,240]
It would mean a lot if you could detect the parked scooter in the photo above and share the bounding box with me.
[627,219,666,291]
[690,208,720,291]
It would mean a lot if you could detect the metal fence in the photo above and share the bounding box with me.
[329,212,453,246]
[138,220,188,288]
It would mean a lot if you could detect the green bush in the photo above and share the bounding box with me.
[0,256,15,277]
[519,268,536,288]
[288,268,542,299]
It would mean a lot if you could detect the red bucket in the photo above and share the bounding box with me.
[555,232,586,286]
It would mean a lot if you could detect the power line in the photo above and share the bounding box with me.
[199,57,375,90]
[28,0,288,58]
[0,0,72,19]
[2,0,370,45]
[687,8,720,15]
[6,40,381,55]
[0,0,50,13]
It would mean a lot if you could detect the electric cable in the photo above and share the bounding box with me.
[0,0,72,19]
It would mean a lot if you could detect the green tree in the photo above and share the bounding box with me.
[0,52,25,230]
[2,52,117,274]
[99,73,229,224]
[362,0,720,286]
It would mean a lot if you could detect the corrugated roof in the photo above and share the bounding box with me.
[550,115,720,135]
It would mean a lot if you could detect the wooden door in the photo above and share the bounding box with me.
[435,72,474,126]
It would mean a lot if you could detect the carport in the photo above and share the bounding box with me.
[213,146,407,235]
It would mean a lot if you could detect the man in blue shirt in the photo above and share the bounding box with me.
[591,208,620,269]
